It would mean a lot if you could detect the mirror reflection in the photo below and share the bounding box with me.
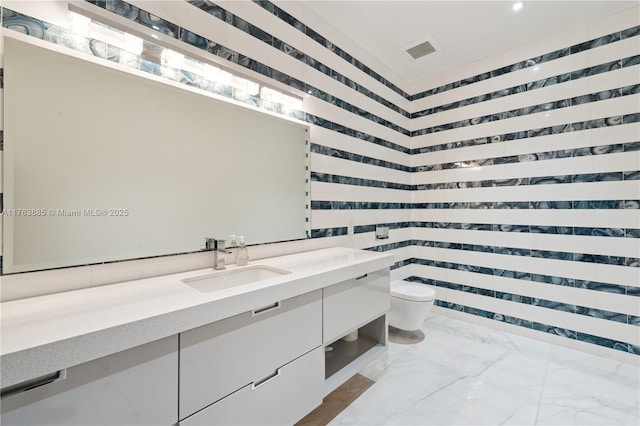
[2,36,310,274]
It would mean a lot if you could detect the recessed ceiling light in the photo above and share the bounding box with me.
[513,2,524,11]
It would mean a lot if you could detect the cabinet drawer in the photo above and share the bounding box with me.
[179,290,322,419]
[1,336,178,426]
[180,346,323,426]
[323,269,390,344]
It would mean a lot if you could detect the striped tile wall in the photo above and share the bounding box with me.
[0,0,637,360]
[408,8,639,358]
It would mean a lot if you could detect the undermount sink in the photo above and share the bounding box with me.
[182,265,291,293]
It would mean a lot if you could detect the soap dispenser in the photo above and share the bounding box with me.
[236,236,249,266]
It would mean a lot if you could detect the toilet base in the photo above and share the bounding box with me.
[388,326,425,344]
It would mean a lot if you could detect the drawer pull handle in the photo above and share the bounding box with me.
[251,301,281,316]
[251,369,281,390]
[355,274,368,280]
[1,369,67,399]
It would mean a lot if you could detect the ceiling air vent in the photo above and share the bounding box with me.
[404,40,436,60]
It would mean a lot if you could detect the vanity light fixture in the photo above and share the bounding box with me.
[513,2,524,11]
[66,9,302,115]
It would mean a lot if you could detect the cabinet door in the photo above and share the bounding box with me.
[180,347,323,426]
[179,290,322,419]
[323,269,390,344]
[1,336,178,426]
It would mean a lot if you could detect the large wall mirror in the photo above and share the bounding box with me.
[2,36,310,274]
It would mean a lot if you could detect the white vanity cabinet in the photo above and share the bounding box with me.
[0,336,178,426]
[0,248,396,426]
[178,290,323,423]
[322,268,390,394]
[180,347,323,426]
[323,268,390,344]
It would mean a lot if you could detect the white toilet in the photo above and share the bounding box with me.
[389,280,436,331]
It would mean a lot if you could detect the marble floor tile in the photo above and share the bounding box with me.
[329,314,640,426]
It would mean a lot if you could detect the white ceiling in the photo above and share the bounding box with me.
[299,1,638,87]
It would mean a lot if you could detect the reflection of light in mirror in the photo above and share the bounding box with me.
[70,11,142,55]
[124,34,143,55]
[231,76,259,95]
[260,86,283,103]
[205,65,232,85]
[161,49,184,69]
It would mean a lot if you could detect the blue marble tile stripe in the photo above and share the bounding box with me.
[312,137,635,175]
[311,201,412,210]
[310,145,410,171]
[391,258,415,271]
[410,25,639,101]
[405,256,638,296]
[311,200,640,210]
[412,114,633,153]
[431,298,634,354]
[310,168,636,194]
[348,220,637,239]
[411,60,638,119]
[310,227,348,238]
[410,275,635,326]
[414,170,633,191]
[186,0,411,119]
[412,85,637,135]
[407,238,636,267]
[415,141,636,171]
[311,172,412,191]
[304,113,408,153]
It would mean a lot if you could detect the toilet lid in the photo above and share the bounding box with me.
[390,280,436,302]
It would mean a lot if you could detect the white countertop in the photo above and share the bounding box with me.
[0,247,394,388]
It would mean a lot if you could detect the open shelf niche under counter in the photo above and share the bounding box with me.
[324,315,388,395]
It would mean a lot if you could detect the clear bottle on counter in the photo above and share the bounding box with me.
[227,235,238,264]
[236,235,249,266]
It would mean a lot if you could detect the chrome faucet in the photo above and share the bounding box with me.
[204,237,226,270]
